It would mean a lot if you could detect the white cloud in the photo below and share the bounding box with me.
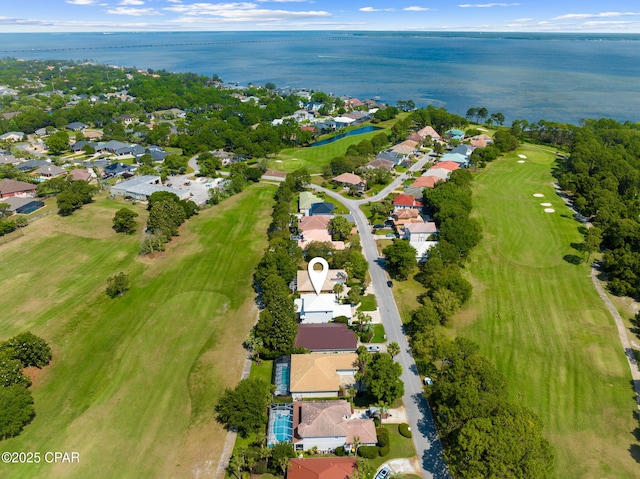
[65,0,98,4]
[459,3,519,7]
[120,0,145,5]
[513,17,534,22]
[106,7,163,15]
[164,2,331,22]
[166,0,182,3]
[582,20,638,26]
[359,7,394,12]
[552,12,640,21]
[404,6,430,12]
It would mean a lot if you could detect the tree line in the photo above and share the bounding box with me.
[0,332,52,440]
[556,118,640,297]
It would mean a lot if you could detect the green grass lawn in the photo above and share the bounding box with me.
[0,184,275,479]
[368,424,416,470]
[450,144,638,479]
[250,359,274,385]
[371,324,386,343]
[271,117,403,174]
[359,294,378,312]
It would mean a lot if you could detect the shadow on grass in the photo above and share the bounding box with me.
[563,254,583,265]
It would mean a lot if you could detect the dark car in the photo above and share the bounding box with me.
[387,280,393,287]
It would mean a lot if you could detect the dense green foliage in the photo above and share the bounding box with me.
[56,180,98,216]
[556,119,640,296]
[0,332,51,440]
[112,207,138,234]
[382,239,417,280]
[215,378,271,437]
[106,272,130,298]
[398,423,412,438]
[363,353,404,405]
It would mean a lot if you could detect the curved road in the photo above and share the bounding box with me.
[310,152,451,479]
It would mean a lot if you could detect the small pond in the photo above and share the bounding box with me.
[310,125,382,147]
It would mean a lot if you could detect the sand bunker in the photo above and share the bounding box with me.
[544,208,555,213]
[540,202,552,206]
[533,193,544,198]
[518,154,527,158]
[517,160,525,163]
[275,160,283,163]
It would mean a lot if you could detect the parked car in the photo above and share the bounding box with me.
[367,345,381,352]
[387,280,393,287]
[375,466,392,479]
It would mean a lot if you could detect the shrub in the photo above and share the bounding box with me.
[333,316,350,325]
[399,423,412,438]
[357,446,379,459]
[378,444,390,457]
[373,417,381,428]
[106,272,129,298]
[376,427,389,447]
[335,446,345,456]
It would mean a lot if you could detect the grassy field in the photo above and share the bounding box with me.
[449,144,638,478]
[0,184,275,479]
[270,116,404,174]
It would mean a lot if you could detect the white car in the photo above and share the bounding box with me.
[375,465,392,479]
[367,345,381,353]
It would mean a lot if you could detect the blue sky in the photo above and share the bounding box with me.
[2,1,640,32]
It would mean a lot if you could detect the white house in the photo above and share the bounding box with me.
[294,294,352,323]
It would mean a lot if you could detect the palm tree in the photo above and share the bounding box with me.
[351,435,361,456]
[334,283,345,299]
[387,341,400,358]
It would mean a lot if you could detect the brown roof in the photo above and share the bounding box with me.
[366,158,395,170]
[288,458,357,479]
[393,209,420,220]
[332,172,363,186]
[295,323,357,352]
[0,178,37,196]
[417,125,441,139]
[70,169,92,181]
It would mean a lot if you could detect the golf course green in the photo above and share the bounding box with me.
[453,144,638,478]
[0,183,275,479]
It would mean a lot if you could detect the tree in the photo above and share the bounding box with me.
[0,354,31,388]
[387,341,400,358]
[581,226,602,263]
[328,215,352,241]
[270,442,295,474]
[490,112,505,126]
[364,353,404,404]
[215,378,271,437]
[45,130,70,154]
[106,272,129,298]
[382,239,417,280]
[112,207,139,234]
[477,107,488,123]
[465,108,478,121]
[147,200,186,237]
[0,385,35,439]
[1,331,52,368]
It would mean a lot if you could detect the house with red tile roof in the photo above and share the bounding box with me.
[0,178,37,198]
[411,176,442,189]
[434,160,460,171]
[287,457,357,479]
[393,193,423,211]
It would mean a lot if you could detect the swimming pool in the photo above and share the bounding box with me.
[267,403,294,446]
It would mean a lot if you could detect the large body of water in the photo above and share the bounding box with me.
[1,31,640,125]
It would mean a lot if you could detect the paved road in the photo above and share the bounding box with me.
[310,153,451,479]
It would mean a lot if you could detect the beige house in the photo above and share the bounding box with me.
[290,353,357,400]
[296,269,347,294]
